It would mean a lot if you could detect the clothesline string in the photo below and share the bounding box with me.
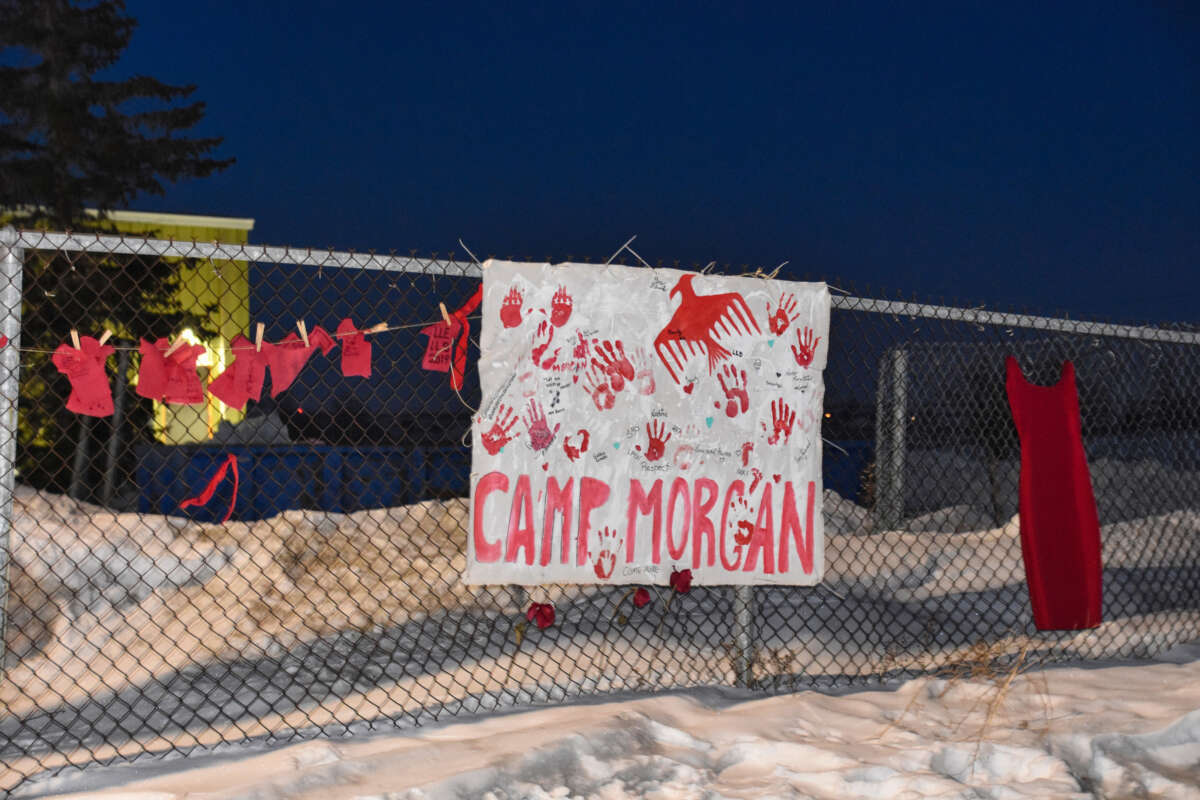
[10,314,486,356]
[16,265,801,356]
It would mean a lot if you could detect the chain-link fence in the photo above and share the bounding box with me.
[1,228,1198,795]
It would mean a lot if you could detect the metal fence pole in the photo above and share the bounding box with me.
[69,415,92,501]
[0,226,24,672]
[874,347,908,530]
[732,585,755,687]
[101,346,130,507]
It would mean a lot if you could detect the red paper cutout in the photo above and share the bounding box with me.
[448,285,482,391]
[420,318,460,373]
[52,336,114,417]
[179,453,239,523]
[337,318,372,378]
[654,274,761,385]
[165,342,205,404]
[135,338,168,401]
[264,326,337,397]
[209,334,268,410]
[0,334,8,348]
[669,568,693,594]
[525,602,555,629]
[1006,357,1102,630]
[136,338,205,404]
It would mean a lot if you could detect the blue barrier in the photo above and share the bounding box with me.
[137,441,871,522]
[822,439,871,503]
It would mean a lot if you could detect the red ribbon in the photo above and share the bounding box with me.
[450,284,483,391]
[179,453,240,523]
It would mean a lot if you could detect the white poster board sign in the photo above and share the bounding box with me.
[467,260,830,586]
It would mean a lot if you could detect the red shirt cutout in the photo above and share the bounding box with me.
[136,338,206,404]
[52,336,115,417]
[264,326,337,397]
[136,338,168,401]
[1005,357,1103,630]
[337,318,372,378]
[209,335,268,410]
[164,342,206,404]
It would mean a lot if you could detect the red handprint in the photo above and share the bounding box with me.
[767,293,798,336]
[532,320,555,367]
[592,527,621,579]
[563,429,590,461]
[639,420,672,462]
[559,331,589,378]
[524,399,560,451]
[792,326,820,368]
[765,398,796,445]
[500,286,524,329]
[582,364,616,411]
[591,339,635,392]
[550,286,573,327]
[630,346,656,395]
[717,364,750,418]
[480,405,518,455]
[728,494,755,546]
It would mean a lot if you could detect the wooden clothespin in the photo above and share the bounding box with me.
[297,320,310,348]
[97,329,112,346]
[368,322,389,334]
[255,322,265,353]
[70,329,81,350]
[163,335,184,357]
[439,303,452,326]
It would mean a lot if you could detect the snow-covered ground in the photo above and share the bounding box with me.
[3,477,1199,796]
[20,639,1200,798]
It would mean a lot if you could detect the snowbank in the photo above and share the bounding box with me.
[23,640,1200,799]
[3,484,1198,795]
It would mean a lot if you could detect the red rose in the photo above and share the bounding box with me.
[633,587,651,608]
[526,602,556,629]
[669,568,693,594]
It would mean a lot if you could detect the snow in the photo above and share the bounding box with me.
[3,477,1199,797]
[18,640,1200,798]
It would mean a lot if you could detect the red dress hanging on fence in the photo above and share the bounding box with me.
[1005,357,1103,630]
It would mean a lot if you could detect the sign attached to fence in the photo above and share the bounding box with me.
[466,260,830,586]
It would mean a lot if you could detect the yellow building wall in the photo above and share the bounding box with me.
[103,212,255,445]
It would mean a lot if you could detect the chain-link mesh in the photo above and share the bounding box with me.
[1,229,1198,794]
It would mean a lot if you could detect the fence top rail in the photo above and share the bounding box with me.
[8,228,481,278]
[6,227,1195,346]
[834,296,1200,346]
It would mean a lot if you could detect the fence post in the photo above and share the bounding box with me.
[101,345,130,507]
[69,415,92,501]
[0,227,24,673]
[874,347,908,531]
[732,585,755,687]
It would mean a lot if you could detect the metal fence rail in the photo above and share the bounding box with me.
[1,228,1198,795]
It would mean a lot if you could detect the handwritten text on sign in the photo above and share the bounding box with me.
[467,260,831,586]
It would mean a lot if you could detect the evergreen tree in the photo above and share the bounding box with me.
[0,0,232,223]
[0,0,234,498]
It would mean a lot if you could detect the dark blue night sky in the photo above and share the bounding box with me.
[118,1,1197,323]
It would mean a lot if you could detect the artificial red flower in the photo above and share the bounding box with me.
[526,602,556,629]
[669,568,693,594]
[633,587,651,608]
